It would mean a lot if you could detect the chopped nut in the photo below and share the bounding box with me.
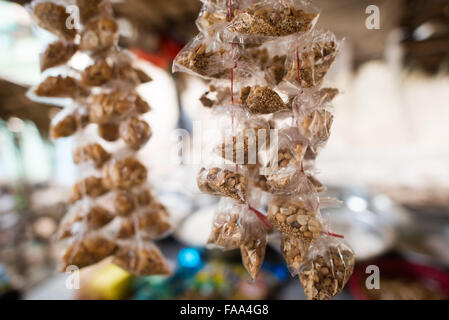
[240,236,266,280]
[208,211,243,250]
[120,117,152,150]
[113,244,171,276]
[281,234,308,274]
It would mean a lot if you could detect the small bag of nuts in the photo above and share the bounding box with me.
[102,157,148,190]
[267,189,322,244]
[173,33,237,80]
[224,0,319,44]
[120,117,152,150]
[49,105,89,139]
[40,41,78,72]
[239,85,289,114]
[281,233,308,276]
[113,241,171,276]
[79,16,119,53]
[207,198,246,250]
[299,235,355,300]
[73,143,111,168]
[240,208,267,280]
[197,166,248,204]
[284,29,340,88]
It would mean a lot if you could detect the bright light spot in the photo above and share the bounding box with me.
[413,23,435,41]
[178,248,201,268]
[347,196,368,212]
[7,117,24,133]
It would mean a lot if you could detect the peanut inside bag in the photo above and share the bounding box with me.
[174,0,353,299]
[27,0,171,276]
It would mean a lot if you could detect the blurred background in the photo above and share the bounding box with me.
[0,0,449,300]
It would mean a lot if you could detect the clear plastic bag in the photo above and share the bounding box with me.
[281,233,308,277]
[207,198,245,250]
[299,235,355,300]
[284,29,340,88]
[223,0,319,45]
[197,166,248,204]
[240,206,267,280]
[40,41,79,72]
[113,241,171,276]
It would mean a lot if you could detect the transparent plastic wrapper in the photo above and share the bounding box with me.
[69,175,109,204]
[197,166,248,204]
[79,16,119,53]
[34,75,89,99]
[299,236,355,300]
[59,232,117,271]
[223,0,319,45]
[119,117,152,150]
[240,208,267,280]
[173,33,237,80]
[113,241,171,276]
[73,142,111,168]
[49,104,89,139]
[75,0,113,25]
[284,29,340,88]
[200,85,232,108]
[102,156,148,190]
[239,85,289,114]
[267,178,322,244]
[88,90,151,124]
[207,198,245,250]
[297,106,334,146]
[40,41,79,72]
[281,233,308,277]
[81,50,152,87]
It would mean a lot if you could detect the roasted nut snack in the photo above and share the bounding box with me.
[113,244,171,276]
[73,143,111,168]
[61,235,117,270]
[80,17,118,53]
[32,2,76,40]
[50,110,89,139]
[268,197,321,244]
[76,0,109,24]
[120,117,152,150]
[265,55,287,85]
[103,157,148,190]
[300,109,334,143]
[281,234,308,275]
[240,236,267,280]
[41,41,78,72]
[197,167,248,204]
[35,76,88,98]
[208,210,243,250]
[175,42,231,79]
[285,39,338,88]
[300,240,355,300]
[89,91,135,123]
[58,206,115,239]
[228,3,317,37]
[114,191,135,216]
[240,86,288,114]
[69,176,109,203]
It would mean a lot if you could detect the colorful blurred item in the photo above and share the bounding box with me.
[77,262,133,300]
[348,258,449,300]
[0,265,20,300]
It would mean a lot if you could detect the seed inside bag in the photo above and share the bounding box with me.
[41,41,78,72]
[33,2,77,40]
[300,245,355,300]
[197,167,248,204]
[281,234,308,274]
[73,143,111,168]
[268,198,322,243]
